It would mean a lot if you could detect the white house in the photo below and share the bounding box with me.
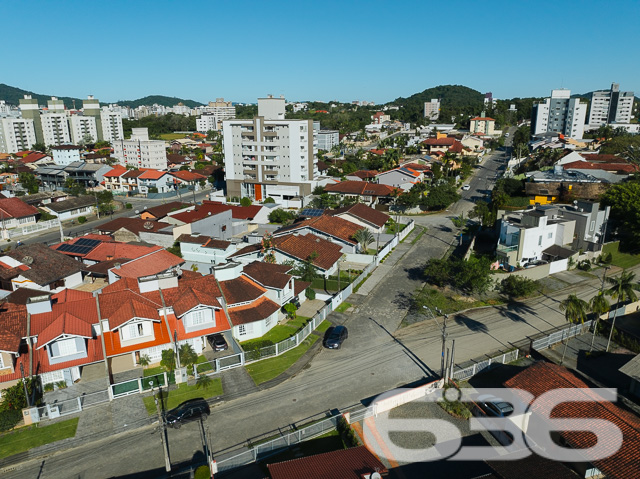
[42,196,96,221]
[51,145,82,166]
[376,167,423,191]
[177,234,236,264]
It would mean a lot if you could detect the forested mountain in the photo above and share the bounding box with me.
[389,85,485,124]
[0,83,86,108]
[114,95,203,109]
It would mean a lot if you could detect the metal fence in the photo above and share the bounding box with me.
[9,218,60,238]
[531,320,593,351]
[216,415,340,472]
[451,349,520,381]
[110,372,169,399]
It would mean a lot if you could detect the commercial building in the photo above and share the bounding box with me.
[222,95,317,202]
[424,98,441,120]
[112,127,167,169]
[317,130,339,151]
[0,117,37,153]
[531,89,587,139]
[588,83,635,126]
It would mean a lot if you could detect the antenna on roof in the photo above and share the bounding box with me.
[22,256,34,265]
[143,221,154,230]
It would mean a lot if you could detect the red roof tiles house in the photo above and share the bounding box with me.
[110,249,184,279]
[0,197,39,219]
[470,117,496,121]
[170,170,207,182]
[349,169,379,179]
[274,234,343,270]
[35,312,94,348]
[277,215,362,245]
[422,137,457,146]
[18,152,48,164]
[242,261,293,289]
[324,181,397,197]
[562,161,638,174]
[98,217,171,235]
[170,201,263,224]
[227,296,280,326]
[141,202,192,220]
[103,165,128,178]
[219,276,266,306]
[138,169,168,180]
[504,362,640,479]
[84,243,162,263]
[330,203,390,228]
[176,234,231,250]
[267,446,388,479]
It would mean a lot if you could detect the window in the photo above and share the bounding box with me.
[548,233,553,239]
[55,338,78,357]
[127,322,147,339]
[538,236,542,246]
[190,309,206,326]
[239,324,246,335]
[0,354,5,369]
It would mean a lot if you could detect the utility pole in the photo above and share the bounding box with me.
[151,381,171,472]
[435,307,448,380]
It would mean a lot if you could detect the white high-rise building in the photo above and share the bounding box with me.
[196,99,236,132]
[69,115,98,144]
[113,128,167,170]
[196,114,220,133]
[424,99,441,120]
[223,95,317,202]
[588,83,635,127]
[100,108,124,143]
[531,89,587,139]
[317,130,340,151]
[41,97,71,146]
[0,118,37,153]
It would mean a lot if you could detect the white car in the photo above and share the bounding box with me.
[462,185,471,191]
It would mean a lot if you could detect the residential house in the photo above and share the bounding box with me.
[137,170,172,194]
[19,191,69,208]
[329,203,389,234]
[371,112,390,124]
[51,145,81,166]
[345,170,378,182]
[324,181,397,206]
[241,261,307,310]
[496,201,609,268]
[420,136,465,156]
[17,151,52,168]
[63,162,112,189]
[469,117,496,136]
[169,170,207,191]
[41,196,96,221]
[231,233,343,278]
[177,234,235,265]
[375,166,423,191]
[168,207,234,241]
[274,214,362,253]
[102,166,128,193]
[504,362,640,479]
[0,197,39,229]
[219,275,281,341]
[118,169,145,195]
[107,248,185,288]
[0,243,83,293]
[139,202,193,221]
[98,217,173,243]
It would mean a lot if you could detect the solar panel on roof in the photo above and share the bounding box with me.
[300,208,324,217]
[57,244,92,255]
[75,238,100,247]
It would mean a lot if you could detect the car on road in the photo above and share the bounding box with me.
[462,185,471,191]
[478,397,514,417]
[165,398,210,428]
[505,133,510,137]
[323,325,348,349]
[207,333,228,351]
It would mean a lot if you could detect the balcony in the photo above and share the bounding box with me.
[497,244,518,253]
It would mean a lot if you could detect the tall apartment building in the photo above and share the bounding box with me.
[113,128,167,169]
[588,83,635,126]
[223,95,317,202]
[317,130,339,151]
[424,99,441,120]
[531,89,587,139]
[82,96,124,142]
[0,118,37,153]
[69,115,98,144]
[19,95,44,144]
[41,98,71,147]
[196,99,237,132]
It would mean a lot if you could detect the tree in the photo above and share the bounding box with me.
[268,208,296,224]
[604,270,639,352]
[421,183,460,211]
[137,354,151,367]
[589,292,610,353]
[167,241,182,257]
[240,197,252,207]
[559,294,589,364]
[32,142,47,154]
[261,232,276,263]
[601,182,640,250]
[291,251,319,282]
[284,303,297,320]
[499,276,538,299]
[64,178,85,196]
[18,172,39,194]
[178,343,198,370]
[160,349,176,372]
[98,201,115,217]
[469,200,492,227]
[353,228,374,253]
[312,185,326,195]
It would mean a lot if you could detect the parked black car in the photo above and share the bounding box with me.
[324,325,348,349]
[479,398,514,418]
[165,398,210,428]
[207,333,228,352]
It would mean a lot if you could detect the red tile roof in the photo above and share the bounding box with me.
[35,312,94,348]
[274,233,343,270]
[170,170,207,182]
[242,261,293,289]
[84,242,162,262]
[227,296,280,326]
[99,217,171,235]
[0,309,27,353]
[563,161,638,173]
[19,152,48,164]
[267,446,388,479]
[103,166,128,178]
[110,249,184,279]
[349,169,379,179]
[369,149,386,156]
[277,215,361,245]
[504,362,640,479]
[471,117,496,121]
[0,197,39,219]
[171,201,263,224]
[142,202,192,220]
[330,203,389,228]
[324,181,397,197]
[122,169,145,179]
[138,169,168,180]
[422,137,457,146]
[219,276,266,306]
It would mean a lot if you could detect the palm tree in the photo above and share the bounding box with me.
[196,374,213,390]
[353,228,375,253]
[589,292,610,352]
[605,270,640,352]
[178,343,198,370]
[137,354,151,368]
[559,294,589,365]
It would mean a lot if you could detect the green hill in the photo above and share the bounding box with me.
[115,95,203,109]
[0,83,86,108]
[389,84,485,124]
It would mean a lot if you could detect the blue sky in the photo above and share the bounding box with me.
[2,0,639,104]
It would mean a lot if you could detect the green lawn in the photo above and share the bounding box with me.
[246,336,319,385]
[143,379,223,416]
[386,223,407,235]
[0,418,79,459]
[196,355,214,373]
[158,133,188,141]
[603,242,640,269]
[503,196,531,208]
[316,320,332,333]
[240,317,311,349]
[334,302,352,313]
